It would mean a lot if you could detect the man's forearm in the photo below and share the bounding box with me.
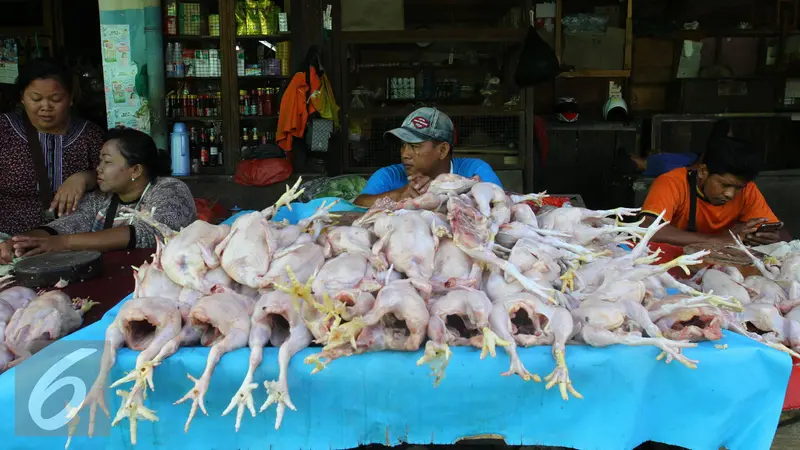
[65,226,132,252]
[354,189,402,207]
[641,216,724,247]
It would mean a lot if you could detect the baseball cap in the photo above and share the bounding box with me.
[385,107,455,146]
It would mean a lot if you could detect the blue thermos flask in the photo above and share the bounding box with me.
[170,122,190,176]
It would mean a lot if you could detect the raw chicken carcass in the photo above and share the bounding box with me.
[215,182,334,288]
[175,285,255,432]
[571,298,699,368]
[0,287,35,371]
[371,209,448,291]
[222,290,312,431]
[744,275,788,305]
[489,292,581,400]
[121,206,230,293]
[431,238,482,293]
[0,286,37,310]
[318,225,376,259]
[447,196,553,300]
[536,206,647,245]
[67,296,182,443]
[132,240,183,299]
[259,240,325,290]
[725,303,800,357]
[311,253,384,298]
[646,294,732,342]
[697,268,754,305]
[5,291,98,365]
[304,278,430,372]
[416,289,508,386]
[426,173,481,195]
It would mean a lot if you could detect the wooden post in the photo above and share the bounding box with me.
[624,0,633,71]
[555,0,562,63]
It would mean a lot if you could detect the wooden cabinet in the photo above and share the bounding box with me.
[163,0,293,177]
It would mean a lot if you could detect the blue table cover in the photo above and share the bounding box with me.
[0,203,791,450]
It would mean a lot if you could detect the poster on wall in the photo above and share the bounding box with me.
[99,24,150,134]
[0,38,19,84]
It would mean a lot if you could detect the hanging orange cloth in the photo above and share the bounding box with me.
[276,66,321,152]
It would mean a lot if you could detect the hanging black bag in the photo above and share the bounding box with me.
[514,25,560,86]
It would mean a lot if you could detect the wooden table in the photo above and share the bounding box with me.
[60,248,154,329]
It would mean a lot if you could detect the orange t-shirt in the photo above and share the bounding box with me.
[640,167,778,235]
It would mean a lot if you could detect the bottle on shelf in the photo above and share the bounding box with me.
[209,129,218,167]
[199,129,210,167]
[241,127,250,155]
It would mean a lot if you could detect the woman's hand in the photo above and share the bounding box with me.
[11,235,69,258]
[0,240,14,264]
[51,172,92,217]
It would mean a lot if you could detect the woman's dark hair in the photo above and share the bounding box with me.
[704,136,761,182]
[15,57,73,96]
[105,127,171,179]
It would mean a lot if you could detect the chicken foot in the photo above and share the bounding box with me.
[174,327,248,432]
[221,305,272,432]
[729,231,778,280]
[110,389,157,446]
[259,325,312,429]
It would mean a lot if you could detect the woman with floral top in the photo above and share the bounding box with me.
[0,58,105,235]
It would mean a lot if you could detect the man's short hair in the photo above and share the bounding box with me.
[704,136,761,182]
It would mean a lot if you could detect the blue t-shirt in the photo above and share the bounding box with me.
[360,158,503,196]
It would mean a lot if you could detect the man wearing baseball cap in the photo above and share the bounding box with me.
[354,107,502,207]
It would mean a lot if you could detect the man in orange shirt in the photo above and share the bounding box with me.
[640,136,791,246]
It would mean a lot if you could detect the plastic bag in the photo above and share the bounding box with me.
[299,175,367,202]
[514,26,560,86]
[234,158,293,187]
[194,198,228,224]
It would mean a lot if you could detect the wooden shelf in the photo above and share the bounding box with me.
[558,69,631,78]
[167,77,222,81]
[167,116,222,122]
[341,28,526,44]
[240,115,279,120]
[165,35,220,41]
[346,105,523,118]
[238,75,290,80]
[670,29,782,40]
[236,34,291,41]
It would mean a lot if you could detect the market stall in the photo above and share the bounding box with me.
[0,191,796,450]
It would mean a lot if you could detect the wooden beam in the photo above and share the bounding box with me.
[558,70,631,78]
[555,0,562,63]
[624,0,633,70]
[341,28,525,44]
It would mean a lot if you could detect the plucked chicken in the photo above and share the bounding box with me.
[121,206,230,293]
[489,292,580,400]
[68,296,182,442]
[175,285,255,432]
[417,289,507,386]
[222,290,311,431]
[5,291,98,367]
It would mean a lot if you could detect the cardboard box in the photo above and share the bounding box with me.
[342,0,404,31]
[561,27,626,70]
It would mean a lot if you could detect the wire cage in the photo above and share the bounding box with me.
[345,113,523,170]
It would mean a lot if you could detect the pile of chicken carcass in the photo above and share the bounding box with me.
[62,175,800,446]
[0,278,98,374]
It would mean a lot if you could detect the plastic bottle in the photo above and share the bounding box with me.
[170,122,191,176]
